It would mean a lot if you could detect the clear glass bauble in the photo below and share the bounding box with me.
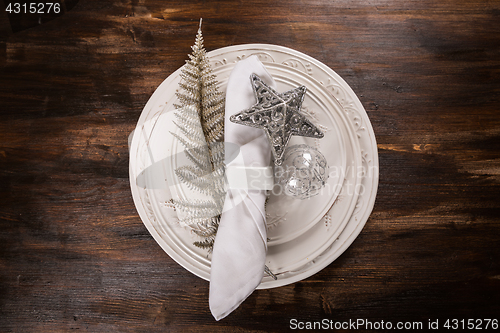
[275,144,329,199]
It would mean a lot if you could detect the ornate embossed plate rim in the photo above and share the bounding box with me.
[208,44,379,288]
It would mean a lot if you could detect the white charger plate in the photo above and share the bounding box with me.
[129,44,378,288]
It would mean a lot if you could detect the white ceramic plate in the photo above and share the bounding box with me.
[167,63,348,246]
[132,54,360,280]
[129,44,378,288]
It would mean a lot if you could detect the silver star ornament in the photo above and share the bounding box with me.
[229,74,324,165]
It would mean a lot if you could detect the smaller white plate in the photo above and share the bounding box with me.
[165,62,347,246]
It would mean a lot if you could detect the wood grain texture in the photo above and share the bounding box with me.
[1,0,499,331]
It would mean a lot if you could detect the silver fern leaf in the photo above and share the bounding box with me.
[171,19,226,253]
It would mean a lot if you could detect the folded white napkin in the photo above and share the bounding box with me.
[209,56,275,320]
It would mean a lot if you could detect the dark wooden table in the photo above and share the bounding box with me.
[1,0,499,331]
